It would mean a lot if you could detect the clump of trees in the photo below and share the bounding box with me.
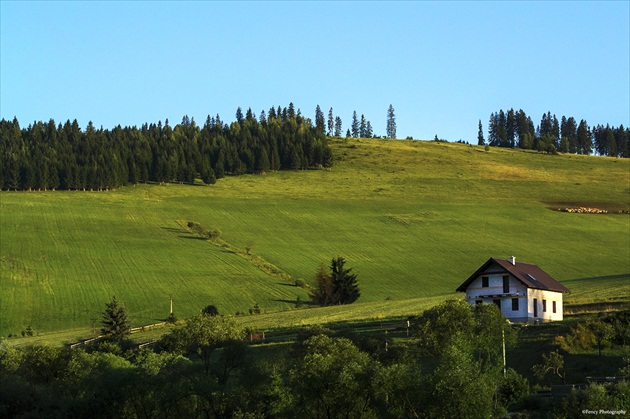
[186,221,221,240]
[480,108,629,157]
[555,311,628,355]
[310,257,360,306]
[0,103,333,191]
[2,300,628,418]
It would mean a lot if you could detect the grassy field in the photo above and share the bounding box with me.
[1,139,629,340]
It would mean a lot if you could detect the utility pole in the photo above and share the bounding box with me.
[502,326,507,377]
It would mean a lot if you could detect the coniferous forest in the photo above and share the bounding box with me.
[0,104,333,191]
[481,108,629,157]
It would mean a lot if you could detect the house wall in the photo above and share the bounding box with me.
[463,267,564,322]
[527,289,563,322]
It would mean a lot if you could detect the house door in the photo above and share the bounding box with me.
[533,298,538,317]
[493,299,501,309]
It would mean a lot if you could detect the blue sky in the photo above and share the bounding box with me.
[2,1,628,141]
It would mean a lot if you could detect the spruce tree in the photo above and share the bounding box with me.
[334,116,343,137]
[477,119,485,145]
[327,107,334,136]
[331,257,360,305]
[351,111,359,138]
[101,295,131,341]
[386,104,396,139]
[315,105,325,134]
[359,114,366,138]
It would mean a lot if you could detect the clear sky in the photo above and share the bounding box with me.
[1,1,628,141]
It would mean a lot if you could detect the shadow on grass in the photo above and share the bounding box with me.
[272,299,317,306]
[564,273,630,282]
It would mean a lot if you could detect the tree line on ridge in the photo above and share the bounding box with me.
[478,109,629,157]
[0,104,333,191]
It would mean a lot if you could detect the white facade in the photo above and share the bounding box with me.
[463,269,564,323]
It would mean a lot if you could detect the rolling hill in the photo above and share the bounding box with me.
[1,138,628,340]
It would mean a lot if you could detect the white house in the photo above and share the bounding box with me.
[456,257,570,323]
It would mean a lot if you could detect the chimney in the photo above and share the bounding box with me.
[510,256,516,265]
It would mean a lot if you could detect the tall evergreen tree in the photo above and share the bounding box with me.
[577,119,591,155]
[359,114,366,138]
[334,116,343,137]
[366,121,373,138]
[315,105,325,134]
[386,104,396,139]
[101,295,131,342]
[351,111,359,138]
[488,112,497,146]
[331,257,360,305]
[506,108,516,147]
[477,119,485,145]
[327,107,334,136]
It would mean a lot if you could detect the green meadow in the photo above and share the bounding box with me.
[1,139,629,340]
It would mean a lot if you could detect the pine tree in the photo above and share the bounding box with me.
[366,121,373,138]
[577,119,591,155]
[477,119,485,145]
[101,295,131,341]
[359,115,366,138]
[351,111,359,138]
[327,107,334,136]
[334,116,343,137]
[331,257,360,305]
[315,105,325,134]
[386,104,396,139]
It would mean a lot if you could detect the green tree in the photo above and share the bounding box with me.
[315,105,325,134]
[587,319,614,356]
[532,350,565,384]
[289,335,375,418]
[478,119,485,145]
[334,116,343,137]
[351,111,359,138]
[365,121,373,138]
[386,104,396,139]
[101,295,131,342]
[202,304,219,316]
[359,114,367,138]
[327,107,334,136]
[309,263,334,306]
[331,256,360,305]
[159,314,244,375]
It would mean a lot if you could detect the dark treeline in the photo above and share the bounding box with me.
[480,109,629,157]
[2,301,627,418]
[0,104,333,191]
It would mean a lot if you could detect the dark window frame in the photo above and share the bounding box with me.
[482,276,489,288]
[502,275,509,293]
[511,298,519,311]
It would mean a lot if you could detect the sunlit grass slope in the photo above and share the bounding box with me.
[1,139,628,337]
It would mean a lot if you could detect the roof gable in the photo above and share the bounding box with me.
[456,258,570,293]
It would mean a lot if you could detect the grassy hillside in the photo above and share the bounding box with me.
[1,139,629,338]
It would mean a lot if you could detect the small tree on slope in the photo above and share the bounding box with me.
[101,295,131,342]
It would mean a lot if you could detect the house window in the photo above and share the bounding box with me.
[503,276,509,293]
[553,301,557,313]
[475,300,482,305]
[543,300,547,312]
[512,298,519,311]
[493,299,501,309]
[482,276,489,287]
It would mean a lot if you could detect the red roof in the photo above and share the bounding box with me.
[456,258,570,293]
